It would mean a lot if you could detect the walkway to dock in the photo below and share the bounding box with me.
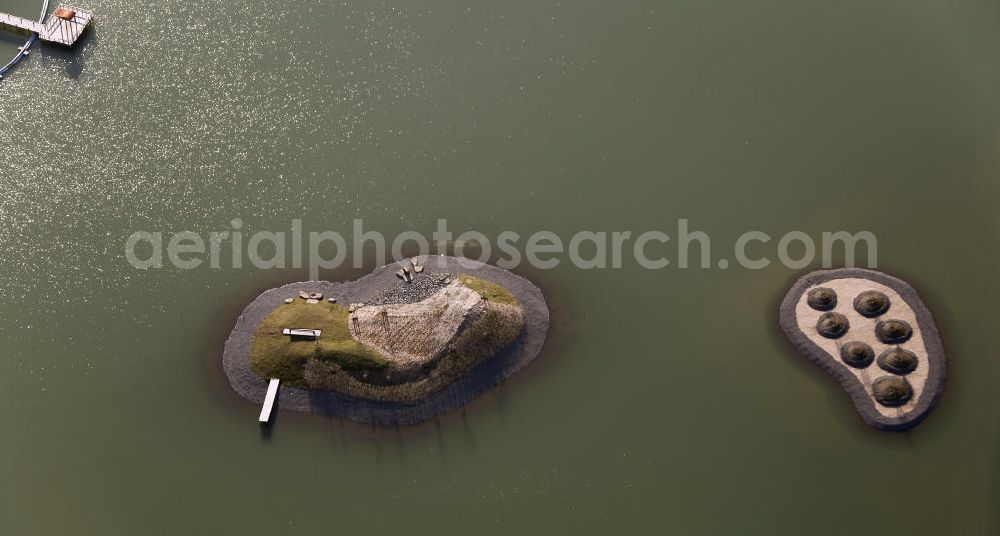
[0,12,44,34]
[0,0,48,79]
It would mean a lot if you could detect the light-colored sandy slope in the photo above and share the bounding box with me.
[795,278,928,418]
[349,281,483,366]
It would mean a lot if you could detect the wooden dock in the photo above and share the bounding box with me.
[39,6,92,46]
[258,378,280,425]
[0,5,92,47]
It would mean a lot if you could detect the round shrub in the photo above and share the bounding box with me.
[877,348,918,375]
[875,319,912,344]
[816,312,850,339]
[854,290,890,318]
[872,376,913,407]
[840,341,874,368]
[807,287,837,311]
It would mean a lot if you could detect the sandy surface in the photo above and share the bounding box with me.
[221,255,549,426]
[350,281,482,366]
[780,268,947,431]
[794,278,929,418]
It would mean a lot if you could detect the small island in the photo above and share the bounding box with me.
[779,268,947,431]
[222,256,549,425]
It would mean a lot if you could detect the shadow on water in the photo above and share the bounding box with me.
[490,384,508,427]
[393,426,407,464]
[459,410,478,453]
[259,394,279,442]
[0,28,30,49]
[35,23,96,80]
[433,418,449,463]
[370,427,384,466]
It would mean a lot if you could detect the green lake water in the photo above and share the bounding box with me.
[2,1,1000,534]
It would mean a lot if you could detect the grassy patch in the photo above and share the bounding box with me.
[250,300,388,386]
[443,302,523,370]
[458,275,519,306]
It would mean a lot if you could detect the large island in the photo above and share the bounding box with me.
[222,255,549,425]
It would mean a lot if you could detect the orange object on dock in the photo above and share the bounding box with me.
[53,7,75,20]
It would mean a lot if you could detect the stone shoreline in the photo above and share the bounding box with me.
[779,268,947,431]
[222,255,550,426]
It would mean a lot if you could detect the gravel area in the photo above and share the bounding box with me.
[367,271,453,305]
[221,256,549,426]
[779,268,947,431]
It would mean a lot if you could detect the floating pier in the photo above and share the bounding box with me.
[0,5,92,47]
[258,378,280,425]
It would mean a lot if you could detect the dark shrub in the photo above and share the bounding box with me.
[816,312,849,339]
[840,341,874,368]
[807,287,837,311]
[872,376,913,407]
[854,291,890,318]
